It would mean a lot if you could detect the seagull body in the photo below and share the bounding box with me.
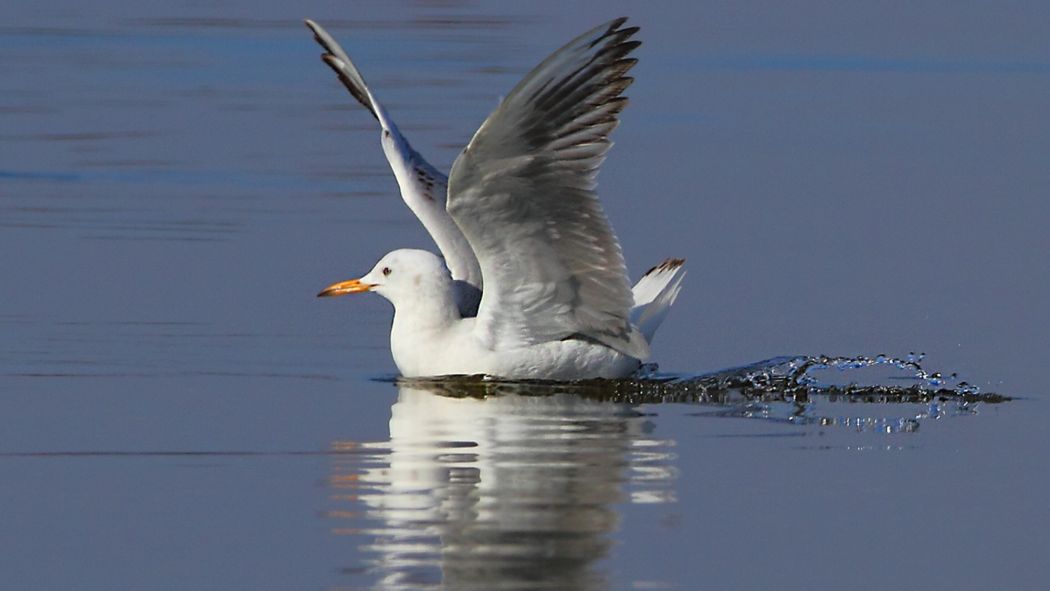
[308,17,686,380]
[330,249,644,379]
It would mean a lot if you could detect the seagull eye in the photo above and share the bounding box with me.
[382,267,392,276]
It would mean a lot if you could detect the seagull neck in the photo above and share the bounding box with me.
[391,288,461,332]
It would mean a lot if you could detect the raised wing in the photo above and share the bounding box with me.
[447,18,648,359]
[305,19,482,292]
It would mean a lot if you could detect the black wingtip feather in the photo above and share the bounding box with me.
[618,26,640,39]
[307,19,381,121]
[319,54,379,121]
[590,18,634,48]
[643,259,686,276]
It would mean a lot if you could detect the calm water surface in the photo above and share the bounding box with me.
[2,1,1049,590]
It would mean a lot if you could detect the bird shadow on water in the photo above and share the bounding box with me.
[327,355,1010,590]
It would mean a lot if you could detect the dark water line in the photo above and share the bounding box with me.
[0,449,382,458]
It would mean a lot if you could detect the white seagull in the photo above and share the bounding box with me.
[308,17,686,380]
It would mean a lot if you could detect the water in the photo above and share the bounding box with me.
[2,1,1049,589]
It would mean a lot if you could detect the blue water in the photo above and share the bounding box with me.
[2,1,1048,589]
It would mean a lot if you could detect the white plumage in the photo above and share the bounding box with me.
[308,18,686,379]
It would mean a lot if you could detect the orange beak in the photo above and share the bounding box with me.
[317,278,376,298]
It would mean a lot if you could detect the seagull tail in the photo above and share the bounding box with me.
[630,258,687,344]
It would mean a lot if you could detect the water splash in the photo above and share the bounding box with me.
[400,354,1009,435]
[404,354,1006,404]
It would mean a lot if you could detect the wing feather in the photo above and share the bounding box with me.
[305,19,483,295]
[447,18,648,358]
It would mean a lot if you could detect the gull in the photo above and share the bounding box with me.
[307,17,686,379]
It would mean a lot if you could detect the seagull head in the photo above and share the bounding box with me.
[317,249,452,305]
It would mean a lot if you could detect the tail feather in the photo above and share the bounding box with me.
[630,258,686,343]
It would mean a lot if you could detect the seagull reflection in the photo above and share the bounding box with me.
[327,380,677,590]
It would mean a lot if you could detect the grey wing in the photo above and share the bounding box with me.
[305,19,483,295]
[447,18,648,359]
